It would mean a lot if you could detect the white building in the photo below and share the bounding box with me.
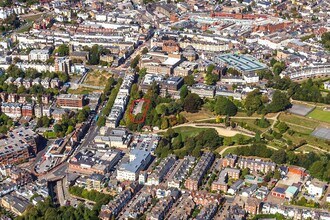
[29,50,50,62]
[243,73,259,84]
[307,179,327,198]
[116,149,152,181]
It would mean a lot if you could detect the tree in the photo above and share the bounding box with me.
[53,124,62,133]
[292,79,323,103]
[155,104,167,115]
[255,117,270,128]
[138,68,147,79]
[273,62,286,75]
[244,89,264,116]
[184,75,195,86]
[89,45,100,65]
[321,32,330,51]
[309,161,326,180]
[214,96,237,116]
[141,47,148,54]
[180,85,188,99]
[17,86,26,94]
[271,149,286,164]
[183,93,202,113]
[273,170,281,180]
[267,90,291,113]
[205,73,218,85]
[241,168,249,178]
[172,133,183,149]
[56,44,69,56]
[207,64,215,74]
[130,55,140,69]
[161,118,169,129]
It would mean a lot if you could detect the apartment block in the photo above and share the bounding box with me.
[185,152,214,191]
[56,94,85,109]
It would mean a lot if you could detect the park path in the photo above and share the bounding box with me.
[156,123,254,137]
[260,112,281,137]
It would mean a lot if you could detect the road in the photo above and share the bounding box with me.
[56,179,66,206]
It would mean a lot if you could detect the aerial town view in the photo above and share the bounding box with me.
[0,0,330,219]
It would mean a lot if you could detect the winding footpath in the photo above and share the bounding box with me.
[156,122,255,137]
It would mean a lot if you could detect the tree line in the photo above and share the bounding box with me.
[16,197,99,220]
[97,77,122,127]
[155,128,223,158]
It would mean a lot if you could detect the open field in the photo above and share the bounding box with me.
[296,145,324,154]
[172,126,212,140]
[267,140,286,150]
[221,147,237,156]
[279,113,320,129]
[68,87,102,95]
[181,108,214,122]
[285,124,313,135]
[84,70,112,87]
[307,108,330,123]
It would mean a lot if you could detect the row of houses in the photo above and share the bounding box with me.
[5,76,62,89]
[184,152,215,191]
[106,75,134,128]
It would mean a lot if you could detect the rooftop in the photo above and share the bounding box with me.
[216,53,267,73]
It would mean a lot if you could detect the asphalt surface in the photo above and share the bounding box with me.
[53,163,69,177]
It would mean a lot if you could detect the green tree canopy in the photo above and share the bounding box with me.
[183,93,202,113]
[214,96,238,116]
[55,44,69,56]
[267,90,291,113]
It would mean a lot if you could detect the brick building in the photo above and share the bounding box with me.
[56,94,85,109]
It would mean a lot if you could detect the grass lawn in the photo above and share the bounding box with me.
[296,145,324,154]
[267,140,285,150]
[222,147,237,156]
[44,131,57,139]
[234,112,263,117]
[84,70,112,87]
[286,124,313,135]
[307,108,330,123]
[279,113,319,129]
[17,22,33,33]
[181,108,214,122]
[172,126,213,140]
[24,14,42,22]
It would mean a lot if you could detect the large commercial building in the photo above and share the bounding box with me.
[215,53,267,74]
[69,150,122,175]
[116,149,152,181]
[0,128,39,165]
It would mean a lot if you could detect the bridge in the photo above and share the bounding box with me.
[281,64,330,80]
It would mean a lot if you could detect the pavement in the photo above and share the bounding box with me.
[53,163,69,177]
[133,100,144,115]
